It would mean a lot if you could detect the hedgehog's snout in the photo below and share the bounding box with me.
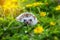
[23,19,32,24]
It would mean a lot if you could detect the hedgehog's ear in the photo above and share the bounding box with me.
[16,17,20,21]
[16,15,22,21]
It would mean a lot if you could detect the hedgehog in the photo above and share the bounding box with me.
[16,12,38,25]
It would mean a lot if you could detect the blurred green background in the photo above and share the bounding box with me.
[0,0,60,40]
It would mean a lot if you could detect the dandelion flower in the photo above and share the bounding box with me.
[33,2,43,7]
[34,26,44,34]
[55,5,60,10]
[40,12,46,17]
[26,4,32,8]
[10,4,18,9]
[3,0,18,10]
[50,22,56,26]
[3,2,11,10]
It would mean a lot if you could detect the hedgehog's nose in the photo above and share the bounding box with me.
[25,21,31,25]
[26,22,28,24]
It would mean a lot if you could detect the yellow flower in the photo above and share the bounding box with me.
[26,2,43,7]
[10,4,18,9]
[3,2,11,9]
[50,22,56,26]
[26,4,32,8]
[55,5,60,10]
[3,0,18,10]
[33,2,43,7]
[34,26,44,34]
[40,12,46,17]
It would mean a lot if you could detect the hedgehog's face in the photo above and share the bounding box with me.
[21,16,35,25]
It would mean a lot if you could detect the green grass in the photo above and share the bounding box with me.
[0,0,60,40]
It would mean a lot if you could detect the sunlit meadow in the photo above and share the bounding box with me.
[0,0,60,40]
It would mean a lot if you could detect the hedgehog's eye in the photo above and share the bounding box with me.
[24,19,26,22]
[29,19,32,21]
